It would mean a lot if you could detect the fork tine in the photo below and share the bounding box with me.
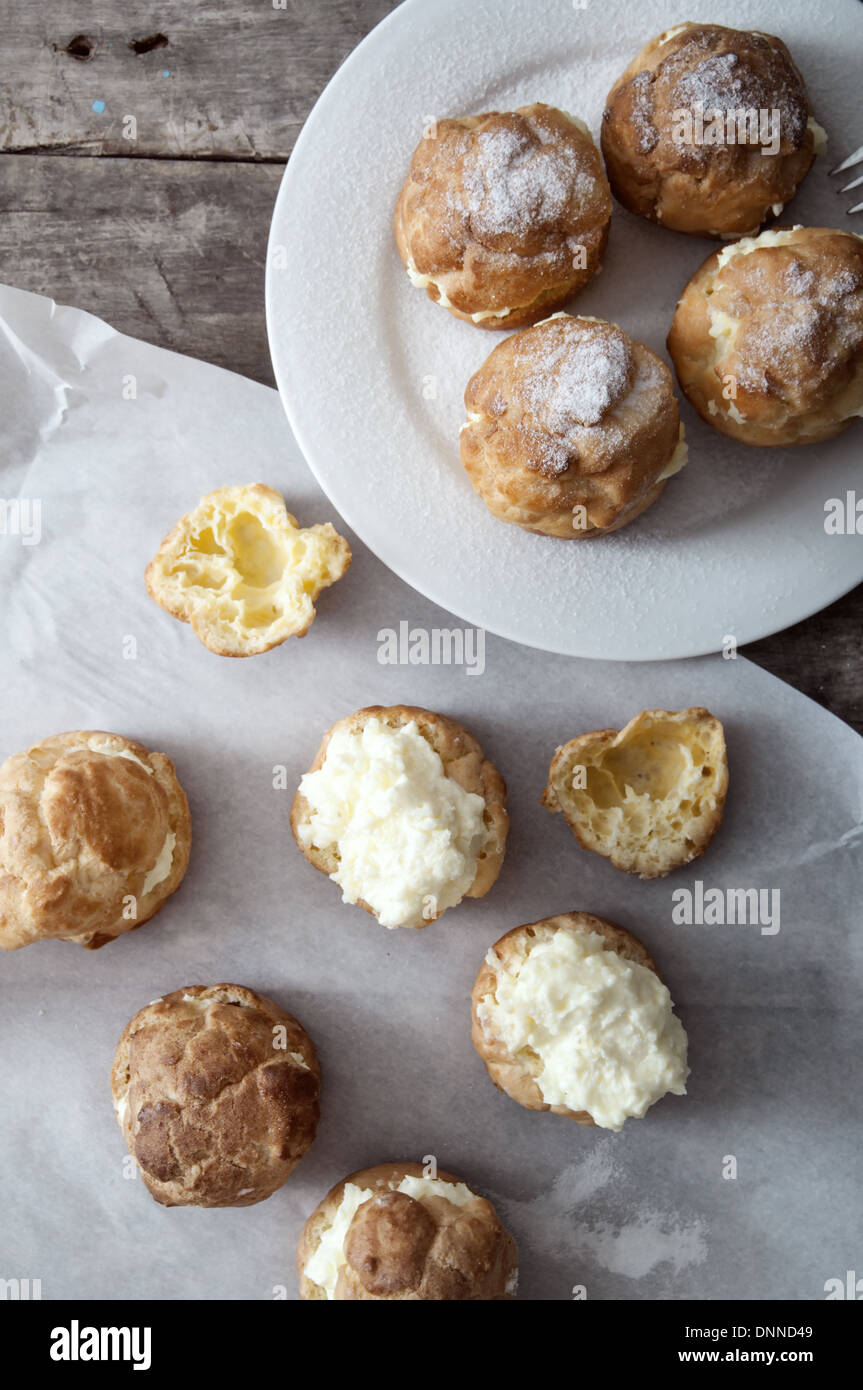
[838,170,863,193]
[848,200,863,215]
[830,144,863,175]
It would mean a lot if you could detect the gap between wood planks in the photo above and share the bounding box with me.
[7,146,291,164]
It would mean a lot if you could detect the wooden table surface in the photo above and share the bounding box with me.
[1,0,860,731]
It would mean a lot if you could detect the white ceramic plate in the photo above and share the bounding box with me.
[266,0,863,660]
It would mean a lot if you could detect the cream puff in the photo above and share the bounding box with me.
[471,913,689,1130]
[460,313,687,537]
[668,226,863,445]
[0,731,191,950]
[111,985,320,1207]
[601,23,824,238]
[542,708,728,878]
[146,484,351,657]
[395,103,612,328]
[291,705,508,928]
[297,1162,518,1300]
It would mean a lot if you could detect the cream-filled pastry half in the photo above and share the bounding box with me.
[146,484,351,656]
[395,103,611,329]
[461,313,686,538]
[668,226,863,446]
[111,985,320,1207]
[543,708,728,878]
[290,706,508,928]
[0,730,191,950]
[297,1162,518,1300]
[472,913,689,1130]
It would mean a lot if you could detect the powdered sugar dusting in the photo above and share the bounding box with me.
[513,320,634,474]
[667,37,807,148]
[629,71,658,153]
[722,247,863,393]
[674,52,747,117]
[575,1209,709,1278]
[523,326,632,430]
[461,119,595,239]
[492,1147,709,1279]
[518,428,572,477]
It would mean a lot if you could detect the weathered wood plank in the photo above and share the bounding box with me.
[745,588,862,734]
[0,0,400,158]
[0,154,282,383]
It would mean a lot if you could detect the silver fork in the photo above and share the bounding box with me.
[831,146,863,214]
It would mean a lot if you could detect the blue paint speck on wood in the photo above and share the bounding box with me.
[162,70,171,78]
[92,99,106,114]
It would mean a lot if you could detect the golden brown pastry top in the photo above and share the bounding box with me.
[0,730,191,950]
[395,103,611,327]
[111,985,320,1208]
[297,1161,518,1300]
[601,23,818,237]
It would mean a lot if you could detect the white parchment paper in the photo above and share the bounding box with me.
[0,285,861,1300]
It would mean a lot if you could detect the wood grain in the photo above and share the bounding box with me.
[745,588,862,734]
[0,153,282,383]
[0,0,860,732]
[0,0,399,158]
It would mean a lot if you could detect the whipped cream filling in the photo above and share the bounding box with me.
[807,117,828,156]
[406,259,512,321]
[296,717,489,929]
[460,409,485,433]
[538,311,602,326]
[142,831,176,896]
[477,928,689,1131]
[707,306,740,379]
[658,23,689,45]
[715,226,803,270]
[656,423,688,481]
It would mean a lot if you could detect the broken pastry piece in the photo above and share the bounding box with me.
[146,484,351,656]
[542,708,728,878]
[297,1161,518,1300]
